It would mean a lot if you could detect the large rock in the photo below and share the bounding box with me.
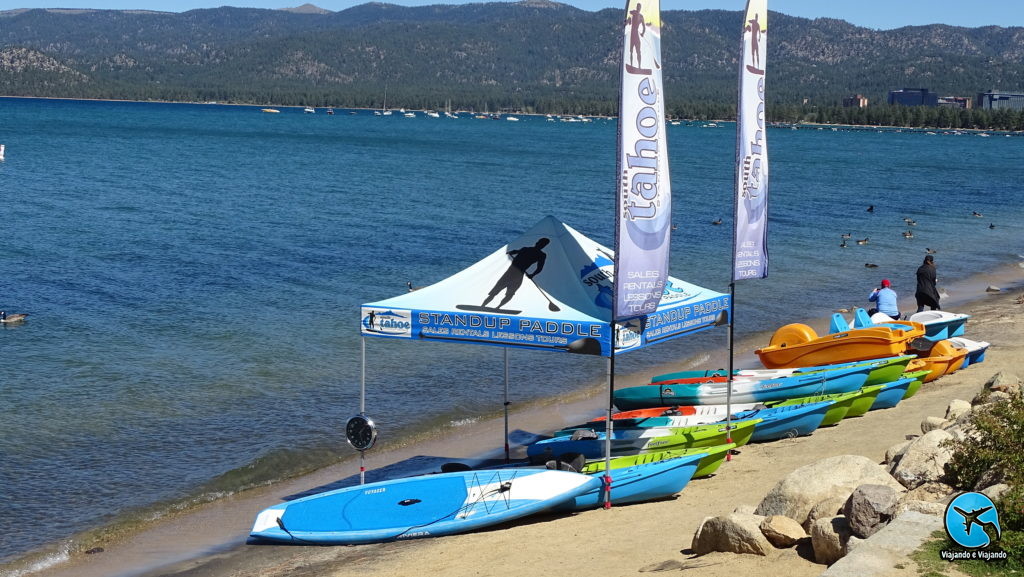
[888,429,954,489]
[691,513,774,556]
[759,515,807,548]
[920,417,950,434]
[843,484,900,538]
[821,512,943,577]
[809,515,853,565]
[894,499,945,517]
[755,455,904,525]
[901,481,954,504]
[985,372,1021,395]
[806,496,848,531]
[945,400,972,421]
[885,440,912,465]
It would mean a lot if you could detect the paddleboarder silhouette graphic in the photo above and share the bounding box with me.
[627,3,646,71]
[481,237,550,311]
[745,13,761,70]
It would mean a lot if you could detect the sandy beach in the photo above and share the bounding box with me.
[24,269,1024,577]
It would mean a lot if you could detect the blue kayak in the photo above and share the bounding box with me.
[869,377,915,410]
[613,365,869,410]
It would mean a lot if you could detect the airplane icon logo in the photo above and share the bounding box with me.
[945,493,1001,549]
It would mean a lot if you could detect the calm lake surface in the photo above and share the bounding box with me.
[1,97,1022,567]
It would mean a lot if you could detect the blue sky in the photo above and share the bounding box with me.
[6,1,1023,29]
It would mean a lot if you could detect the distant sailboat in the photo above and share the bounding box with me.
[380,85,392,116]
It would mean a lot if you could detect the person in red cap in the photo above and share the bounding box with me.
[868,278,900,319]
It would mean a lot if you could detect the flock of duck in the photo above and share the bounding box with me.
[840,208,997,267]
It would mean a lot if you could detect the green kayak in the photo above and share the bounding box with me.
[580,443,737,478]
[902,370,931,399]
[844,385,886,418]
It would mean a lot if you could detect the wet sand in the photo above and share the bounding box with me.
[26,267,1024,577]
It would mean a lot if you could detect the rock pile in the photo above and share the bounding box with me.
[689,371,1021,566]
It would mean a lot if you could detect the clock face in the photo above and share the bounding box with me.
[345,414,377,451]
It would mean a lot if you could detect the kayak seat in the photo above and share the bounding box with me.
[546,452,586,473]
[570,429,599,441]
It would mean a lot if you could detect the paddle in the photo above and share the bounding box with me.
[528,276,560,312]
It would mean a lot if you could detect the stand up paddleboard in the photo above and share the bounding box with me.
[250,468,601,544]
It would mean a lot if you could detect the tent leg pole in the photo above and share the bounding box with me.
[504,348,510,464]
[726,283,735,461]
[603,349,614,509]
[360,337,366,484]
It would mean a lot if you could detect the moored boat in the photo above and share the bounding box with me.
[902,369,931,399]
[766,389,863,427]
[854,308,969,342]
[755,321,924,369]
[558,453,706,510]
[581,443,735,479]
[651,355,914,388]
[913,340,968,382]
[844,385,886,418]
[869,377,915,410]
[526,419,760,462]
[946,337,990,368]
[559,402,835,443]
[613,365,870,409]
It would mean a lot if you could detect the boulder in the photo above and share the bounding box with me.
[756,455,904,525]
[889,429,954,489]
[902,481,954,503]
[885,440,912,465]
[809,515,853,565]
[920,417,950,434]
[945,400,972,421]
[759,515,807,548]
[894,499,946,517]
[806,496,848,531]
[983,483,1011,502]
[985,372,1022,395]
[691,513,774,556]
[974,466,1007,492]
[843,484,900,538]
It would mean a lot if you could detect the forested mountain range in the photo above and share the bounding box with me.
[1,0,1023,119]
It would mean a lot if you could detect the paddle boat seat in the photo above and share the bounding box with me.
[830,313,852,333]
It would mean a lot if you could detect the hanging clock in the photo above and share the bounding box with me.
[345,414,378,451]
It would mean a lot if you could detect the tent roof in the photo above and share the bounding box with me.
[360,216,729,357]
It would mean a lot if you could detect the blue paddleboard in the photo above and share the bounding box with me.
[250,468,602,544]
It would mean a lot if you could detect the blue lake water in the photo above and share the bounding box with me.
[1,97,1023,567]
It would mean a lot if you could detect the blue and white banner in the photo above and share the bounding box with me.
[361,217,728,358]
[733,0,769,281]
[614,0,672,320]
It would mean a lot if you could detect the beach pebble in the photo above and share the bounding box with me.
[986,285,1001,292]
[843,484,900,538]
[85,547,104,554]
[759,515,807,548]
[810,515,853,565]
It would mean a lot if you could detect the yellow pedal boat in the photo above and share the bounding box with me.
[755,322,925,369]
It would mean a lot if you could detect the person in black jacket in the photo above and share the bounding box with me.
[915,254,941,312]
